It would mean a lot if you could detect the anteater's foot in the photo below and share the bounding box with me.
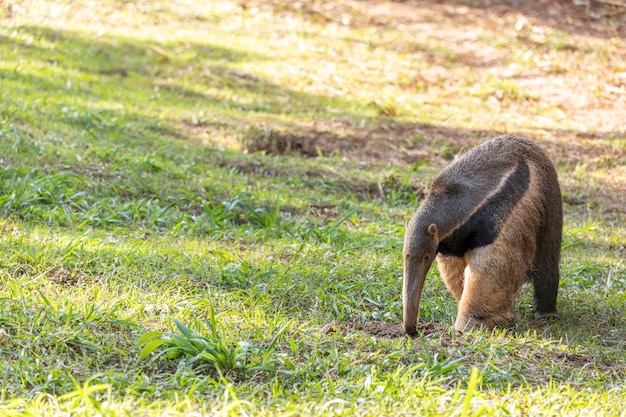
[454,310,516,333]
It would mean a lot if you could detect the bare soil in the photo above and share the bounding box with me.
[239,0,626,215]
[322,319,456,346]
[243,0,626,140]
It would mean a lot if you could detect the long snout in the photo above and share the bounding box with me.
[402,257,432,336]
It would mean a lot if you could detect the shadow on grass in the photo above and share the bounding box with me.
[1,25,370,138]
[3,24,624,169]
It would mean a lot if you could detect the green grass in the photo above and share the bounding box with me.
[1,1,625,415]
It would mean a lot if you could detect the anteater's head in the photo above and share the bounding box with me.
[403,218,439,336]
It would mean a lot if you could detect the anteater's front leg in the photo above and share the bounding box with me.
[454,243,530,332]
[436,254,466,302]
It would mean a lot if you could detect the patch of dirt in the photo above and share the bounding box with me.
[246,0,626,36]
[353,320,407,338]
[525,349,626,380]
[238,120,494,164]
[47,267,96,286]
[242,125,319,157]
[323,319,454,345]
[307,203,341,219]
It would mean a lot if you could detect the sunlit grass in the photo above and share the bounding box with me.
[1,0,625,415]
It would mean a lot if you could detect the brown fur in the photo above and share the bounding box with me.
[403,135,562,334]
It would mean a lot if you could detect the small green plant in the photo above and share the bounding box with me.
[138,308,287,378]
[138,315,238,376]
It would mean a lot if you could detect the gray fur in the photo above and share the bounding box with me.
[403,135,563,335]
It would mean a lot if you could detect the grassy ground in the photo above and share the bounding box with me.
[1,0,625,415]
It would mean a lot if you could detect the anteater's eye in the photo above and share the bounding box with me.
[423,254,431,262]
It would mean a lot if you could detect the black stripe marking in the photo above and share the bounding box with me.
[437,161,531,257]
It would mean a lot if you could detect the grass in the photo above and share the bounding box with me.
[1,0,625,415]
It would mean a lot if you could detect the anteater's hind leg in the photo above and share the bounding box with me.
[529,222,561,317]
[436,255,466,302]
[454,243,530,332]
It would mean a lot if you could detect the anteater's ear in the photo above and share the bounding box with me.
[427,224,437,237]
